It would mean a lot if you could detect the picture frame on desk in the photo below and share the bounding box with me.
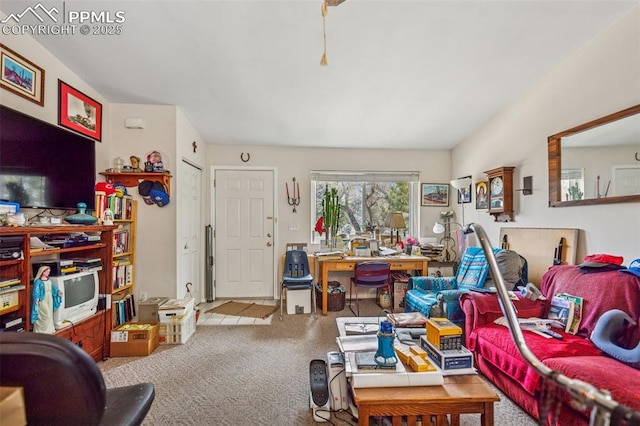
[58,80,102,141]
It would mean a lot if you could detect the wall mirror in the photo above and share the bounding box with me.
[548,104,640,207]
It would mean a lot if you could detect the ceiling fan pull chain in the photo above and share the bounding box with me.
[320,1,328,66]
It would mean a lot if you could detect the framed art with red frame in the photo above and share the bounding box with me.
[58,79,102,141]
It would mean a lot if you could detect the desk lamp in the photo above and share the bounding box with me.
[386,212,405,246]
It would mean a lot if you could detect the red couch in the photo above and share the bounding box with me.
[460,265,640,425]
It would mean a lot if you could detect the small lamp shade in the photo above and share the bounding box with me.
[433,222,445,234]
[387,212,406,229]
[450,177,472,190]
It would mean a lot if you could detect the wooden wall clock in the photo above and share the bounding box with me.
[484,166,515,222]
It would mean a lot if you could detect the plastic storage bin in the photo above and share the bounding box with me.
[159,308,196,344]
[286,288,311,314]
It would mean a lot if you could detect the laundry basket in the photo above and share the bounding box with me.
[315,281,345,311]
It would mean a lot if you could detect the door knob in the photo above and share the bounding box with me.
[267,233,272,237]
[267,242,273,247]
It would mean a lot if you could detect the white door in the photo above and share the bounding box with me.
[178,161,202,301]
[214,169,275,298]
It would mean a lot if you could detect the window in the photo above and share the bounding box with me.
[310,171,420,245]
[561,169,585,201]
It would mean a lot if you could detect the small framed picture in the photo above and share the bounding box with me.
[0,43,45,106]
[457,176,472,204]
[58,80,102,141]
[475,181,488,210]
[421,183,449,207]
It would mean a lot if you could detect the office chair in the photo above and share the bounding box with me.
[349,261,391,316]
[280,249,317,319]
[0,332,155,426]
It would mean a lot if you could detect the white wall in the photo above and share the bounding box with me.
[109,104,178,300]
[450,6,640,264]
[207,145,452,253]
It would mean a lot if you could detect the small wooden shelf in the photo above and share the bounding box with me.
[99,171,172,195]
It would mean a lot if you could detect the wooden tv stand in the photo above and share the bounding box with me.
[0,225,117,361]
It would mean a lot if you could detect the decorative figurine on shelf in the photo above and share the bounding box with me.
[31,266,62,334]
[147,150,164,172]
[102,208,114,225]
[130,155,142,172]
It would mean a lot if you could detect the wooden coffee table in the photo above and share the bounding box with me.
[351,374,500,426]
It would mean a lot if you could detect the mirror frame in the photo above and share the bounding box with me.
[548,104,640,207]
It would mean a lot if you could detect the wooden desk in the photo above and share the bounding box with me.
[316,256,427,315]
[352,374,500,426]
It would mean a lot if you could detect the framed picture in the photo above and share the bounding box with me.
[475,181,488,210]
[58,80,102,141]
[457,175,472,204]
[421,183,449,207]
[0,43,45,106]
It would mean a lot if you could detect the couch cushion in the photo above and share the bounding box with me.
[470,324,602,394]
[545,355,640,412]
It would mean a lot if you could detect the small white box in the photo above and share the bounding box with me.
[286,288,311,314]
[158,298,195,322]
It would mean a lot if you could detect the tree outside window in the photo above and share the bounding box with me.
[310,171,419,244]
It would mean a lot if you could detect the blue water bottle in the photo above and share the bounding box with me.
[374,320,398,367]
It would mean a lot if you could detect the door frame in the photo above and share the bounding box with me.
[210,165,279,300]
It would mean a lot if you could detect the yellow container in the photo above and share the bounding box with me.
[426,317,463,350]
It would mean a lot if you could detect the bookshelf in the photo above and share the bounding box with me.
[112,198,137,327]
[0,224,117,361]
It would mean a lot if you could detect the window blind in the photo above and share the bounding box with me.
[310,171,420,183]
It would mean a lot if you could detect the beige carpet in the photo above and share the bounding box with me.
[206,301,279,319]
[100,299,537,426]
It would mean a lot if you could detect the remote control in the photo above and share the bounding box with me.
[542,329,563,339]
[310,359,329,406]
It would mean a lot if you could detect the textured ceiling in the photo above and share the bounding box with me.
[2,0,637,149]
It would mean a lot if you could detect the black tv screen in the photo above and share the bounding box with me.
[0,105,96,211]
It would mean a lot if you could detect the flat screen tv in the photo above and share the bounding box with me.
[50,270,99,330]
[0,105,96,211]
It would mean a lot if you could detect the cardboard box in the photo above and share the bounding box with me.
[420,336,473,372]
[426,317,463,350]
[286,288,311,314]
[393,280,409,312]
[0,386,27,426]
[137,296,169,323]
[110,323,159,357]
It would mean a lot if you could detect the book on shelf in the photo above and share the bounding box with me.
[0,278,21,288]
[547,295,575,332]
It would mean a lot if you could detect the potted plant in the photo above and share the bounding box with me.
[322,187,341,249]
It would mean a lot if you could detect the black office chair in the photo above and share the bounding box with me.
[349,261,391,316]
[0,332,155,426]
[280,249,316,319]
